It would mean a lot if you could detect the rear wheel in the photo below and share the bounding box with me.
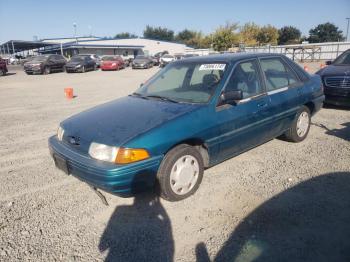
[284,106,311,142]
[156,144,204,201]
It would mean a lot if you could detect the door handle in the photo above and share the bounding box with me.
[257,102,267,108]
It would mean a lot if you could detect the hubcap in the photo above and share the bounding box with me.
[296,111,309,137]
[170,155,199,195]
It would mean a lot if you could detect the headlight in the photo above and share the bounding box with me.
[88,142,150,164]
[89,142,119,162]
[31,63,41,66]
[75,64,82,68]
[112,63,117,66]
[57,126,65,141]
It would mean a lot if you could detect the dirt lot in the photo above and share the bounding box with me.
[0,64,349,261]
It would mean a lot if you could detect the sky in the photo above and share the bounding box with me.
[0,0,349,43]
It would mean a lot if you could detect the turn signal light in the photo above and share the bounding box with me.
[115,148,150,164]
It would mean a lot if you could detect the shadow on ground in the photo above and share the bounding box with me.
[312,122,350,142]
[99,192,174,262]
[197,172,350,262]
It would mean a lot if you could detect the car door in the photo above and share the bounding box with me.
[213,59,273,162]
[259,57,303,138]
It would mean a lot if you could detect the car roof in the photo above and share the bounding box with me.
[176,53,284,64]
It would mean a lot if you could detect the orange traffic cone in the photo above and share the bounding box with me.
[64,87,74,99]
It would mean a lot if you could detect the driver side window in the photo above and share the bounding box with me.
[226,60,263,99]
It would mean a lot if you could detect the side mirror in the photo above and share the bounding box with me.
[325,60,332,65]
[220,90,243,104]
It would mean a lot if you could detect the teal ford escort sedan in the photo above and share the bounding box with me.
[49,53,324,201]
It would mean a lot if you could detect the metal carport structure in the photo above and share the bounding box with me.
[0,40,55,55]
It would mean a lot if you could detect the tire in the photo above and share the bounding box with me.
[0,70,4,76]
[156,144,204,201]
[284,106,311,142]
[93,64,97,71]
[62,66,66,72]
[43,66,50,75]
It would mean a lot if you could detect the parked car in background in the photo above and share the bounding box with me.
[159,54,175,67]
[151,56,160,66]
[154,50,169,59]
[24,54,66,75]
[100,56,125,71]
[132,55,153,69]
[78,54,101,68]
[21,56,35,65]
[66,55,96,73]
[0,57,8,76]
[49,53,324,202]
[316,49,350,106]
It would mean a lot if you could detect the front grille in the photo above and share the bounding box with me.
[324,76,350,88]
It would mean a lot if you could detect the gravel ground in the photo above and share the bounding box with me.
[0,64,349,262]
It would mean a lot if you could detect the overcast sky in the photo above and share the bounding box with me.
[0,0,349,43]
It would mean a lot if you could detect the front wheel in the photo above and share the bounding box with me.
[43,66,50,75]
[284,106,311,142]
[156,144,204,201]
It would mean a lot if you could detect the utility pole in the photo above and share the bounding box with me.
[346,18,350,42]
[73,23,77,43]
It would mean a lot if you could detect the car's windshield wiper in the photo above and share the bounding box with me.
[144,95,179,103]
[129,92,148,99]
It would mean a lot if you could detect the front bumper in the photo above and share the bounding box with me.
[324,87,350,106]
[24,67,42,74]
[101,65,117,70]
[48,136,163,196]
[66,67,83,73]
[132,64,148,69]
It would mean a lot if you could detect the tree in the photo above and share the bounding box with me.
[143,25,174,41]
[114,32,138,39]
[175,30,209,48]
[257,25,279,45]
[278,26,301,45]
[211,22,240,51]
[239,22,260,46]
[308,22,344,43]
[175,29,197,43]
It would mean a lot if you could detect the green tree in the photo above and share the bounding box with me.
[143,25,174,41]
[175,29,197,43]
[308,22,344,43]
[278,26,301,45]
[114,32,138,39]
[239,22,260,46]
[211,22,240,51]
[257,25,279,45]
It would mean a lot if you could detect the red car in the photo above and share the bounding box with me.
[100,56,125,71]
[0,57,8,76]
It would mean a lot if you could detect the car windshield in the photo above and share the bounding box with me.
[102,56,116,61]
[333,51,350,65]
[135,62,228,103]
[31,56,49,62]
[70,57,84,62]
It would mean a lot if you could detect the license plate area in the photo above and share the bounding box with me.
[53,154,69,175]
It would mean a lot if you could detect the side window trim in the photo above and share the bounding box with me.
[258,56,301,93]
[216,58,266,108]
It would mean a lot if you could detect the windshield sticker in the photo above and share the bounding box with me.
[199,64,226,71]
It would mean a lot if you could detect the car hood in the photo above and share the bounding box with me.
[133,59,149,63]
[317,65,350,76]
[24,61,43,66]
[61,96,199,151]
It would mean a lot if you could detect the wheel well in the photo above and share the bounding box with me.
[304,102,315,115]
[172,139,210,168]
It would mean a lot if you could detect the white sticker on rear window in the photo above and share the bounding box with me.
[199,64,226,71]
